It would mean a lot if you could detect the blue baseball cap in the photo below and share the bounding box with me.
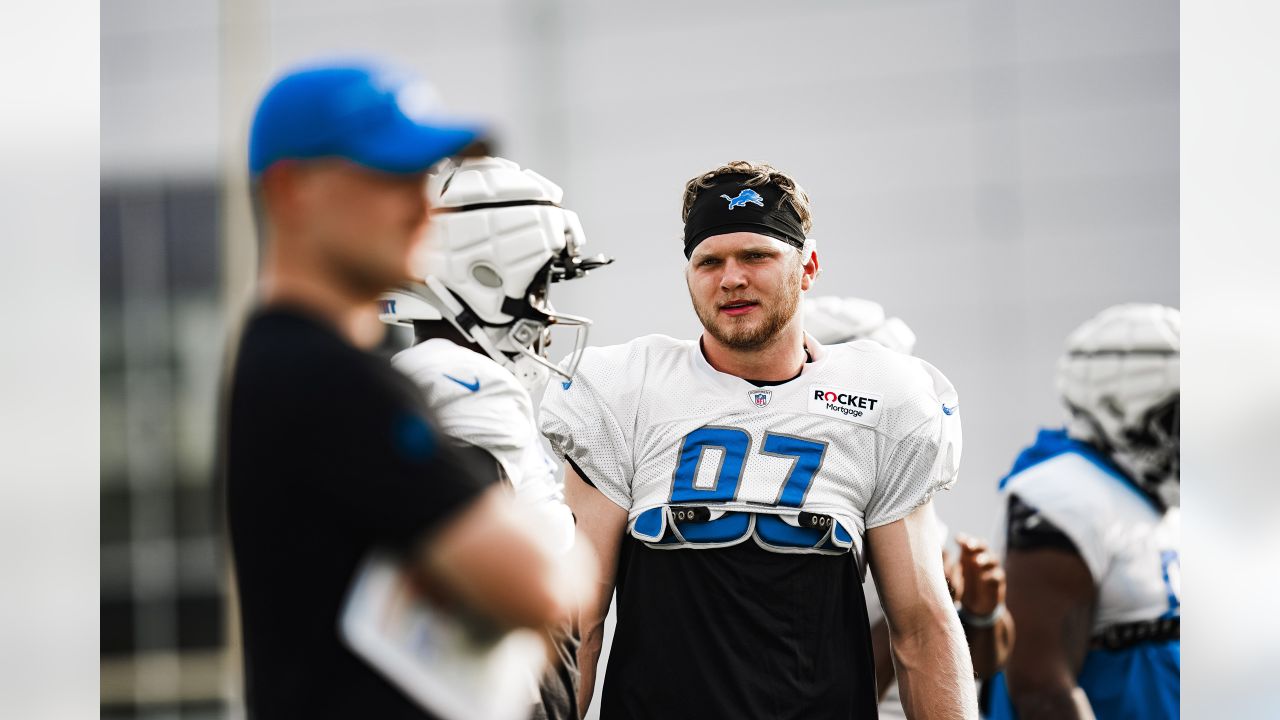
[248,60,482,178]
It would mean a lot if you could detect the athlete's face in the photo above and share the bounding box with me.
[291,159,431,295]
[686,232,818,351]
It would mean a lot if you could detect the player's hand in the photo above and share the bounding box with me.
[956,534,1005,616]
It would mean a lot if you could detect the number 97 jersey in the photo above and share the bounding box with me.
[539,333,961,570]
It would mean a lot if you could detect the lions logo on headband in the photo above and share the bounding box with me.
[721,188,765,210]
[684,174,807,258]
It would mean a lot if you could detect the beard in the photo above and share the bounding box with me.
[691,269,803,351]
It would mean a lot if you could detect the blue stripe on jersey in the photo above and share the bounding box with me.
[755,514,827,548]
[984,640,1179,720]
[997,428,1157,510]
[633,507,665,541]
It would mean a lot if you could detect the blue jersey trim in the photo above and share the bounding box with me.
[997,428,1157,510]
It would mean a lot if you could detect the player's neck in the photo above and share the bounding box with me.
[701,324,809,382]
[413,320,476,349]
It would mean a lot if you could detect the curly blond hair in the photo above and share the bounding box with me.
[681,160,812,235]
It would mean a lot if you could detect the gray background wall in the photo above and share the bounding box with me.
[102,1,1177,716]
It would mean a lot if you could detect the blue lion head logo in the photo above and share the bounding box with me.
[720,188,765,210]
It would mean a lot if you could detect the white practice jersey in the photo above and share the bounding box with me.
[539,334,961,565]
[999,451,1181,633]
[393,339,574,553]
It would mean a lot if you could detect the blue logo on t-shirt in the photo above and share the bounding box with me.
[942,403,956,416]
[393,412,436,462]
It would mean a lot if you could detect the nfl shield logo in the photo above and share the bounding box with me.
[749,389,772,408]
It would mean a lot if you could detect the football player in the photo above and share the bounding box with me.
[985,304,1180,719]
[379,156,612,720]
[541,161,977,719]
[805,296,1014,719]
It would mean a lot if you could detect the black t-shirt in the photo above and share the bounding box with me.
[602,538,877,720]
[225,307,495,720]
[592,367,879,720]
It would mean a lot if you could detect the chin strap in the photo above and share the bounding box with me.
[415,277,587,386]
[414,277,510,366]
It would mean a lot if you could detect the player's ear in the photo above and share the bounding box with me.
[800,250,820,291]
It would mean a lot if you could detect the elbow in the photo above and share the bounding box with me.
[887,602,967,672]
[890,601,962,648]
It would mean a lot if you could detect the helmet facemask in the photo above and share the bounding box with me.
[487,249,607,392]
[1117,394,1179,505]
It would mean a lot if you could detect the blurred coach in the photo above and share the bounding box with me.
[224,61,582,719]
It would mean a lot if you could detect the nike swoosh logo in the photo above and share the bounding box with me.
[444,374,480,392]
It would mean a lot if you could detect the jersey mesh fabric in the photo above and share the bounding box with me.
[540,335,960,550]
[538,342,638,509]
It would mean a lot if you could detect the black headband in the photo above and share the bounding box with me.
[683,173,807,258]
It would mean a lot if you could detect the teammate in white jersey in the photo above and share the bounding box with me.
[986,304,1180,720]
[379,155,612,720]
[540,161,977,719]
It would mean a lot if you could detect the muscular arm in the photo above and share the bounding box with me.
[562,464,627,718]
[868,501,977,720]
[1003,548,1096,719]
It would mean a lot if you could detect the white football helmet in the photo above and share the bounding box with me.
[379,156,611,394]
[1056,303,1180,506]
[803,295,917,355]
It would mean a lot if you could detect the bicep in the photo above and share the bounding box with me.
[564,464,626,596]
[867,501,953,634]
[1003,547,1095,692]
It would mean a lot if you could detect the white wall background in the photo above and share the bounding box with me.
[103,0,1177,713]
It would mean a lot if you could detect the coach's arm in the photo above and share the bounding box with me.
[562,464,628,718]
[416,483,596,632]
[868,501,978,720]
